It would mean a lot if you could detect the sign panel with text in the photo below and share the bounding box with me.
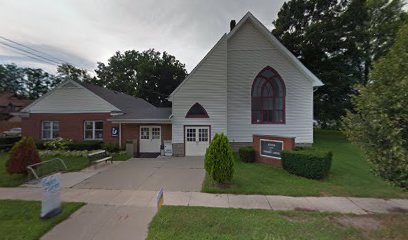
[41,173,62,219]
[260,139,284,159]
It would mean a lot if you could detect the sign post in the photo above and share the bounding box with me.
[157,188,164,211]
[40,173,62,219]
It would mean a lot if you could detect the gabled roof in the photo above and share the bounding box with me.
[79,82,171,121]
[21,80,171,121]
[168,12,323,99]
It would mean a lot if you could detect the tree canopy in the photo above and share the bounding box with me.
[0,64,61,99]
[0,49,187,106]
[272,0,406,127]
[93,49,187,107]
[342,22,408,189]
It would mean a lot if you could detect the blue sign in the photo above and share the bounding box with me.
[111,127,119,137]
[41,173,61,219]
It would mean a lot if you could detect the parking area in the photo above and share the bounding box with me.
[74,156,205,192]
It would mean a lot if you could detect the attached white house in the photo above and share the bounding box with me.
[168,12,323,156]
[17,12,323,157]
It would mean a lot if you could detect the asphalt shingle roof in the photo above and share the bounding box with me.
[80,82,171,120]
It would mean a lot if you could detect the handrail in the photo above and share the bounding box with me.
[26,158,68,180]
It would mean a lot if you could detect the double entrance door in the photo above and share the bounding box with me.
[140,126,161,153]
[185,126,210,156]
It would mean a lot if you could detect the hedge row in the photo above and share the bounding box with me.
[0,136,21,151]
[36,140,103,151]
[238,146,255,163]
[281,148,332,180]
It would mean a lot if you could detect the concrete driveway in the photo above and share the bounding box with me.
[74,157,205,192]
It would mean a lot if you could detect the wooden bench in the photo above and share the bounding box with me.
[88,150,113,166]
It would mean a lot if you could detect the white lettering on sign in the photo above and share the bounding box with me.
[41,173,62,219]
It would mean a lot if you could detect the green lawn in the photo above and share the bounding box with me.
[147,206,408,240]
[0,151,130,187]
[0,199,84,240]
[203,130,408,198]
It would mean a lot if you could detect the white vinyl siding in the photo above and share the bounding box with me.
[26,81,119,113]
[84,121,104,140]
[227,21,313,144]
[171,36,228,143]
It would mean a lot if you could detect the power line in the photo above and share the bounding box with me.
[0,40,62,65]
[0,35,69,64]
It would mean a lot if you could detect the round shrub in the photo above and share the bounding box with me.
[281,148,332,180]
[6,137,41,175]
[239,146,255,163]
[204,133,234,183]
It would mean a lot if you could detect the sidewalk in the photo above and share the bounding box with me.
[1,187,407,214]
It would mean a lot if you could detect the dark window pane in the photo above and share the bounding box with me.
[85,121,93,130]
[85,130,93,139]
[95,130,103,139]
[275,97,283,110]
[95,121,103,130]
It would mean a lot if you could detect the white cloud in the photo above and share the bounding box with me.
[0,0,286,73]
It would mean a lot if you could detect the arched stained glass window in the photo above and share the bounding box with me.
[251,66,286,124]
[185,103,209,118]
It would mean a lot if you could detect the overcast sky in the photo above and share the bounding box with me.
[0,0,288,74]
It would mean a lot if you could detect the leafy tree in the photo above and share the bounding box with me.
[0,64,61,99]
[94,49,187,107]
[6,137,41,175]
[204,133,234,183]
[0,64,24,95]
[24,68,61,99]
[56,63,95,83]
[273,0,406,127]
[342,23,408,189]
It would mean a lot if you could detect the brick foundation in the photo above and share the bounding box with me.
[252,135,295,167]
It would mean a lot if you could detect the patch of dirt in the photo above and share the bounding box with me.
[334,215,382,238]
[213,182,233,189]
[294,207,315,212]
[387,207,408,213]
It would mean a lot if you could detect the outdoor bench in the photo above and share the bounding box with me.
[88,150,113,166]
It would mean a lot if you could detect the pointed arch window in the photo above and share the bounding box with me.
[186,103,209,118]
[252,66,286,124]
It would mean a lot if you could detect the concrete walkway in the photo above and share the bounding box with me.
[1,187,407,215]
[1,187,408,239]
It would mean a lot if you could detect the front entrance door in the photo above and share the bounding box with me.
[185,126,210,156]
[140,126,161,153]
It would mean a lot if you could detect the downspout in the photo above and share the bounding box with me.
[119,123,122,149]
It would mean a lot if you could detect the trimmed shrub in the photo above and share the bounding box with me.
[204,133,234,183]
[6,137,41,175]
[43,137,73,150]
[68,141,103,151]
[102,143,120,153]
[0,136,21,151]
[239,146,255,163]
[281,148,332,180]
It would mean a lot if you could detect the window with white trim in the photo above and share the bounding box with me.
[41,121,59,139]
[141,127,150,139]
[152,127,160,139]
[84,121,104,140]
[186,128,196,142]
